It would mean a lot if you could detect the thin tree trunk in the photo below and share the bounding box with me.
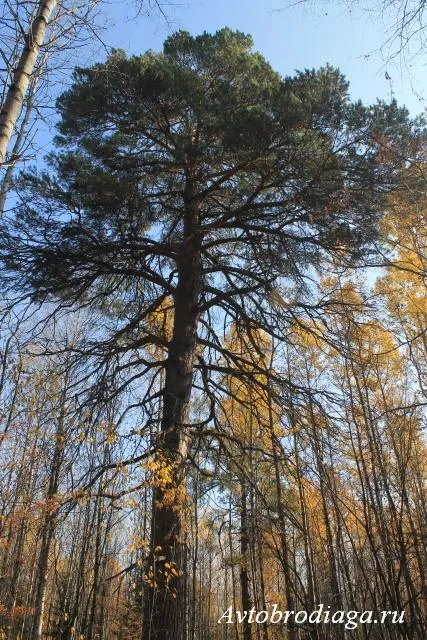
[255,514,269,640]
[86,496,103,640]
[266,380,297,640]
[0,53,46,214]
[32,517,58,640]
[0,0,57,166]
[240,485,252,640]
[32,368,69,640]
[228,501,239,640]
[190,474,199,640]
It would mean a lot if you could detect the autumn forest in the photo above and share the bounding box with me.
[0,2,425,640]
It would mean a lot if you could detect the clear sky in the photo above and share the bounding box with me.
[96,0,426,117]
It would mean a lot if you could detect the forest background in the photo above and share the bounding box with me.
[0,2,425,640]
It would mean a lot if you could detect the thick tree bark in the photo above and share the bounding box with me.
[0,0,57,166]
[143,175,201,639]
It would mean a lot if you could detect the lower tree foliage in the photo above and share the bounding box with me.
[0,29,425,640]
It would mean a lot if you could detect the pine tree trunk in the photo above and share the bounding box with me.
[0,0,57,166]
[143,176,201,639]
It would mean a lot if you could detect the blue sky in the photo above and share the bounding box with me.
[14,0,425,172]
[96,0,426,116]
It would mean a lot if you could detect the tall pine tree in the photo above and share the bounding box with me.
[0,29,421,639]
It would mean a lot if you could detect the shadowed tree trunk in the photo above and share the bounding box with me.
[31,368,70,640]
[240,484,252,640]
[143,173,201,640]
